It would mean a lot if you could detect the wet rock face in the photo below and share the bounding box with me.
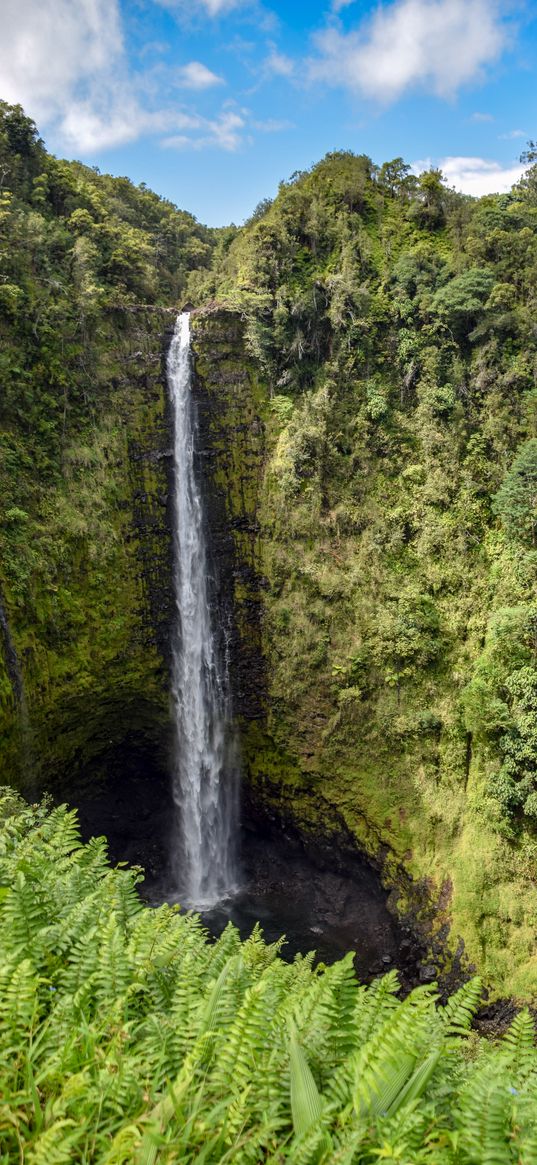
[60,718,174,883]
[0,594,24,705]
[8,310,177,809]
[126,320,176,670]
[190,311,267,724]
[45,307,429,990]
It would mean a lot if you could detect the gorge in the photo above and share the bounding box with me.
[156,307,420,982]
[3,102,537,1002]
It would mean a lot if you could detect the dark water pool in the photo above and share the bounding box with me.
[145,825,422,985]
[62,762,424,985]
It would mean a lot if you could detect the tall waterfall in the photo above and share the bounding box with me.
[168,311,238,909]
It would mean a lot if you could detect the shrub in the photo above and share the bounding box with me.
[4,793,537,1162]
[493,439,537,547]
[431,267,493,330]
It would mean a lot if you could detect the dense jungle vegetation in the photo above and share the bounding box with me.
[190,143,537,995]
[3,96,537,1000]
[5,789,537,1165]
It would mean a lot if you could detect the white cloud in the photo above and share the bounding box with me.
[155,0,246,16]
[174,61,224,89]
[470,111,495,123]
[430,156,526,196]
[199,0,245,11]
[162,109,247,151]
[59,93,189,153]
[251,117,293,131]
[139,40,171,59]
[209,110,246,148]
[0,0,242,155]
[311,0,507,102]
[499,128,526,140]
[264,48,295,77]
[153,0,278,33]
[0,0,163,152]
[61,100,145,153]
[0,0,123,123]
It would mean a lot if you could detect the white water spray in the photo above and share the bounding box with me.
[168,312,238,908]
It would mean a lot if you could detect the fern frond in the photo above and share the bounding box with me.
[289,1029,325,1137]
[503,1008,536,1074]
[456,1060,516,1165]
[441,976,483,1035]
[25,1118,84,1165]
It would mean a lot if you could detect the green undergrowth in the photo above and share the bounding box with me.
[3,791,537,1164]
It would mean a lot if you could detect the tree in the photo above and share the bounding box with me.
[520,140,537,166]
[431,267,494,337]
[517,139,537,204]
[411,168,446,228]
[377,157,417,199]
[245,197,273,224]
[493,439,537,547]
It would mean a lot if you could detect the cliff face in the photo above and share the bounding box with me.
[186,153,537,998]
[3,300,537,997]
[190,310,266,724]
[0,101,216,869]
[189,300,537,999]
[0,308,177,872]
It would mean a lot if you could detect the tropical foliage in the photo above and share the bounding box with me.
[2,791,537,1164]
[0,97,214,602]
[4,98,537,996]
[187,143,537,993]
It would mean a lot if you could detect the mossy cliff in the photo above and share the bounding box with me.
[192,304,537,1000]
[190,309,266,722]
[1,306,175,793]
[0,102,214,858]
[190,151,537,998]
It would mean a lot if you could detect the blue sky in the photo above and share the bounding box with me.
[1,0,536,225]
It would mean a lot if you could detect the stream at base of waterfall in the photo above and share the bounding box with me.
[167,311,239,909]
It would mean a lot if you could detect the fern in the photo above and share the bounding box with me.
[440,976,483,1035]
[503,1007,536,1074]
[2,793,537,1165]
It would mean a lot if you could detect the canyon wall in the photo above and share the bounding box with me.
[190,305,537,999]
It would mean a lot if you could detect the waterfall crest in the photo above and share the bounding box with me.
[168,311,238,909]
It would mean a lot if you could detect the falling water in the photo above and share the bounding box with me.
[168,312,238,909]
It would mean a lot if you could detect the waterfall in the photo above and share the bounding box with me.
[168,311,238,909]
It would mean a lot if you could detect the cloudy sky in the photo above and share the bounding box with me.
[1,0,536,224]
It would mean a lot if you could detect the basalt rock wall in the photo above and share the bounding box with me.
[188,305,537,1001]
[190,309,267,723]
[1,309,176,846]
[189,310,396,864]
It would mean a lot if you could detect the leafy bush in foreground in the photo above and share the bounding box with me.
[1,790,537,1163]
